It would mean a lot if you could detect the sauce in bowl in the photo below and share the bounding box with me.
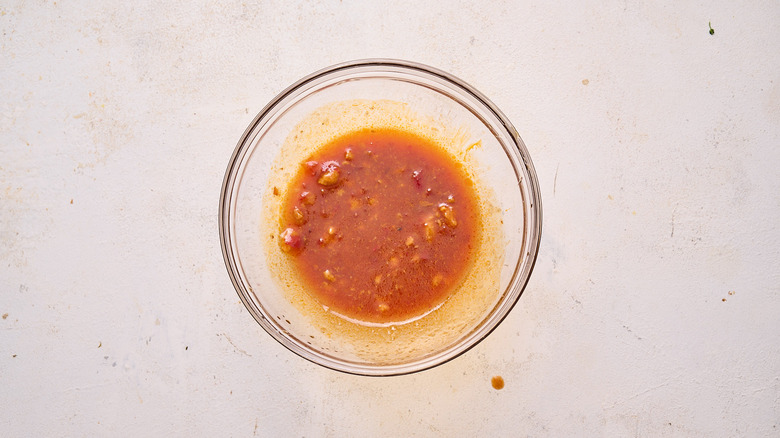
[277,128,481,324]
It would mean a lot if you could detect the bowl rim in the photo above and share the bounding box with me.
[219,58,543,376]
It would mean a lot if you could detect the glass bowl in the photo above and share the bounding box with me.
[219,59,542,376]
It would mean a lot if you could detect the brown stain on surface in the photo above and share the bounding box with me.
[491,375,504,390]
[72,93,134,172]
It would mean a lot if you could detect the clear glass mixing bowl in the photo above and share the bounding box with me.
[219,59,542,375]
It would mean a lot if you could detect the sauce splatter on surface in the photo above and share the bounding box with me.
[491,375,505,390]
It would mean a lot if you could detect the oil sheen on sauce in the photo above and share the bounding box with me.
[278,128,480,324]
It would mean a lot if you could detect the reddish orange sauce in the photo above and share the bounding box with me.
[278,128,480,324]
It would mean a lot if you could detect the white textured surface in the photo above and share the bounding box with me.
[2,1,779,436]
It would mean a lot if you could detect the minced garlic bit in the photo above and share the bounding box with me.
[327,226,337,235]
[323,270,335,282]
[293,207,306,225]
[439,203,457,227]
[424,220,435,241]
[317,161,341,186]
[344,148,353,161]
[300,191,315,205]
[432,273,444,287]
[405,236,414,246]
[377,302,389,312]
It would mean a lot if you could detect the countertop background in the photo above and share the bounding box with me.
[2,1,779,436]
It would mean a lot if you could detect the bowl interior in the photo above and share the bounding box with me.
[221,61,541,375]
